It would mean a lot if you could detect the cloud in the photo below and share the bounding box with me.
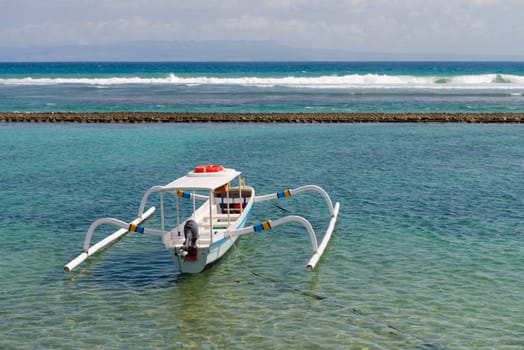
[0,0,523,57]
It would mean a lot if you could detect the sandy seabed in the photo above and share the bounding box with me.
[1,112,523,123]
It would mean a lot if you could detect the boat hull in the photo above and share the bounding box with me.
[168,235,240,273]
[168,196,253,274]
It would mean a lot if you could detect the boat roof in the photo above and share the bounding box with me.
[163,168,241,191]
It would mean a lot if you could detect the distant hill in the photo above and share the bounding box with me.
[1,40,521,61]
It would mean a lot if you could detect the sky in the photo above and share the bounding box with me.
[1,0,524,58]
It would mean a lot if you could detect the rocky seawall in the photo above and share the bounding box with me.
[1,112,523,123]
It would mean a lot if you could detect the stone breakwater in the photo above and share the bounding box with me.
[1,112,523,123]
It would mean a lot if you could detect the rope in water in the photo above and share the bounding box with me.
[231,241,445,350]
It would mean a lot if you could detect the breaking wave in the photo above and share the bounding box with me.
[2,73,524,89]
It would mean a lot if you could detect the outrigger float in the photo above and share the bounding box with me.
[64,165,340,274]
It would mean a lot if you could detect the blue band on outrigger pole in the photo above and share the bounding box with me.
[129,223,145,234]
[253,221,271,232]
[277,189,291,198]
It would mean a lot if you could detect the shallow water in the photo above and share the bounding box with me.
[1,123,523,349]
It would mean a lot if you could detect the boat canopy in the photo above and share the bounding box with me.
[162,168,241,191]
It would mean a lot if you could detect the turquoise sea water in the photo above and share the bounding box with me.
[1,61,524,113]
[1,123,522,349]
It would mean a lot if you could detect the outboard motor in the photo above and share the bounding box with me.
[182,220,199,260]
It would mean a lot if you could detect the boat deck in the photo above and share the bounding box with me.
[166,210,242,248]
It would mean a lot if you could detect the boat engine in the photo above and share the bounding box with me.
[182,220,199,260]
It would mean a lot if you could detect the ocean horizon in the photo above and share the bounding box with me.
[1,61,524,114]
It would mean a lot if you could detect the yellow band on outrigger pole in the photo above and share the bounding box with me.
[277,189,291,198]
[253,221,272,232]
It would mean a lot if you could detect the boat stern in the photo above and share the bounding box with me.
[169,246,210,274]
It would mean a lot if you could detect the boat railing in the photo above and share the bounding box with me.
[137,186,209,217]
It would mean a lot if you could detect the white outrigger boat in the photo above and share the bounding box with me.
[65,165,340,274]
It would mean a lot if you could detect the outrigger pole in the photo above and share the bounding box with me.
[65,184,339,273]
[306,202,339,271]
[229,185,340,271]
[64,206,156,272]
